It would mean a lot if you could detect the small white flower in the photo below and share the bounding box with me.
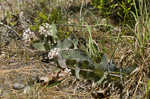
[22,28,36,43]
[64,68,71,74]
[48,48,60,59]
[39,23,54,38]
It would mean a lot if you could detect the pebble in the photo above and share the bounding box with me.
[38,76,49,83]
[13,83,25,90]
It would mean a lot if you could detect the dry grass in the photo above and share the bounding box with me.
[0,0,150,98]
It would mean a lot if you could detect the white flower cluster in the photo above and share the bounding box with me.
[48,48,73,60]
[64,68,71,74]
[22,28,36,43]
[58,68,71,77]
[48,48,60,59]
[39,23,54,37]
[48,47,71,75]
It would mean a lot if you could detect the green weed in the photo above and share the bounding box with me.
[130,0,150,54]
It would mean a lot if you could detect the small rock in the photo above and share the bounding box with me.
[13,83,25,90]
[37,76,49,83]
